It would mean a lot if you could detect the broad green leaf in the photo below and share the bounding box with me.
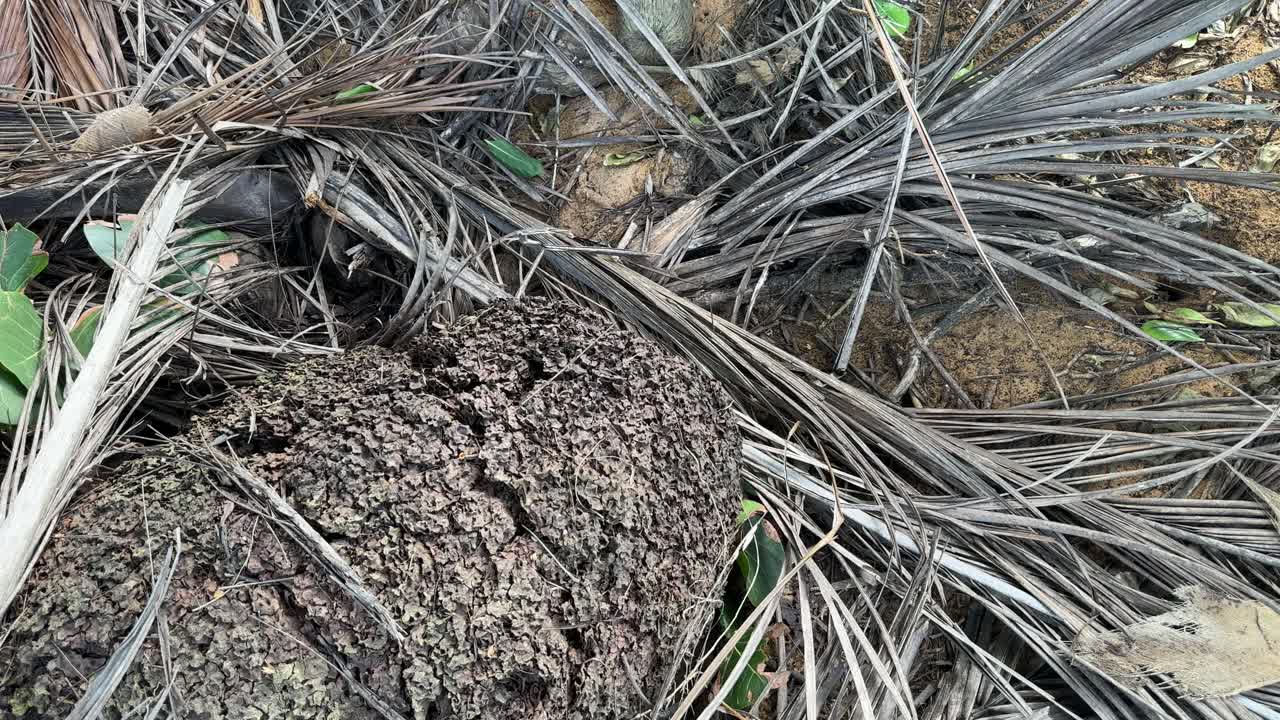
[718,576,758,632]
[71,306,102,359]
[1173,33,1199,49]
[0,291,43,387]
[156,226,228,288]
[1140,320,1202,344]
[721,635,769,710]
[0,224,46,292]
[335,83,378,102]
[83,220,134,263]
[603,152,647,167]
[736,499,766,525]
[873,0,910,38]
[13,253,48,292]
[0,368,25,426]
[737,517,785,607]
[484,138,543,178]
[689,114,706,128]
[1168,307,1221,326]
[1218,302,1280,328]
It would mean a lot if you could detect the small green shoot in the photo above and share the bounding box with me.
[335,83,378,103]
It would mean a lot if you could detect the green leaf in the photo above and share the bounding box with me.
[83,220,134,264]
[484,138,543,178]
[603,151,647,167]
[720,635,769,711]
[1140,320,1203,344]
[1173,32,1199,49]
[873,0,910,38]
[689,114,706,128]
[70,306,102,359]
[0,368,25,426]
[951,61,976,80]
[1168,307,1222,326]
[736,499,766,525]
[737,517,785,607]
[1218,302,1280,328]
[14,253,48,292]
[156,226,228,288]
[0,224,47,292]
[335,83,378,102]
[0,291,43,387]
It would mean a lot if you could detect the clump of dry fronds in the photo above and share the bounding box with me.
[2,1,1280,718]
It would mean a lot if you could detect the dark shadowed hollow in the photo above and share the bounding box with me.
[1,300,742,719]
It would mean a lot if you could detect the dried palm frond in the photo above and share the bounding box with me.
[0,0,32,95]
[2,0,1280,718]
[504,1,1280,716]
[8,0,128,109]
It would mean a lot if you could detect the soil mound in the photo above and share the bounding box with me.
[1,300,741,719]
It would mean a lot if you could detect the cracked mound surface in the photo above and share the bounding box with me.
[1,300,741,719]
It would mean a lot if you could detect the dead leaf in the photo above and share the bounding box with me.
[645,195,711,257]
[213,251,241,272]
[737,59,778,85]
[762,669,789,690]
[1075,587,1280,697]
[735,47,803,85]
[1250,143,1280,174]
[1167,53,1214,75]
[1240,477,1280,535]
